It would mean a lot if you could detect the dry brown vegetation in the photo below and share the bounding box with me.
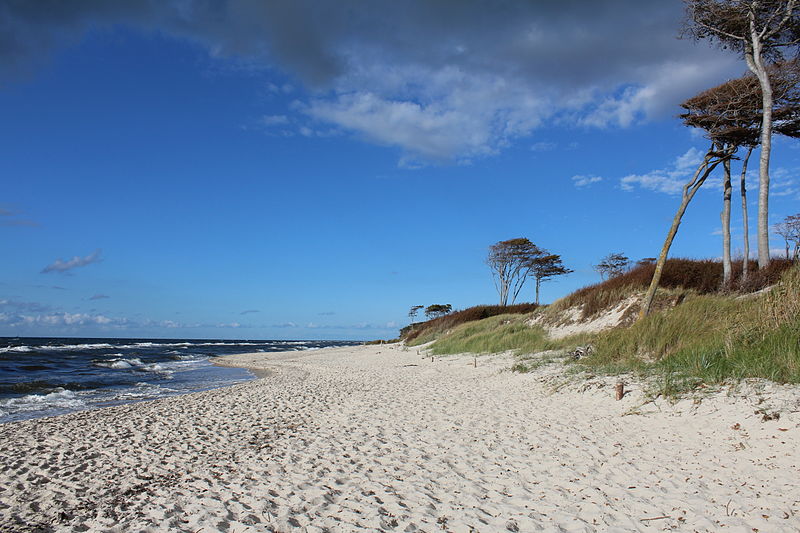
[551,258,793,319]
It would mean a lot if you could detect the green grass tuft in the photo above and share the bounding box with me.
[428,313,594,356]
[579,265,800,392]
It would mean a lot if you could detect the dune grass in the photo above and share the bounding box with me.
[416,263,800,397]
[580,265,800,394]
[428,313,594,356]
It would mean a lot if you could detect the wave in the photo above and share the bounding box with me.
[97,382,178,403]
[0,343,115,353]
[0,345,35,353]
[1,340,303,355]
[92,357,176,376]
[0,388,86,418]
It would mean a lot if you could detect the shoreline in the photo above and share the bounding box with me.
[1,343,799,532]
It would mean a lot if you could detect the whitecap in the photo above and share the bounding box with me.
[0,388,85,414]
[0,345,34,353]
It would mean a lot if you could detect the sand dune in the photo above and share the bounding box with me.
[1,343,798,532]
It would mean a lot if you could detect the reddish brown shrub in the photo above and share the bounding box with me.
[556,258,794,318]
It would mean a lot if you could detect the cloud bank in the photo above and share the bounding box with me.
[1,1,742,162]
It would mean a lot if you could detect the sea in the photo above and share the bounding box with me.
[0,337,359,424]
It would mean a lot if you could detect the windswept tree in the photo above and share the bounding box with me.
[679,59,800,284]
[528,254,572,305]
[594,253,630,280]
[641,143,735,317]
[424,304,452,320]
[636,257,657,268]
[408,305,424,323]
[486,238,543,306]
[774,213,800,259]
[685,0,800,269]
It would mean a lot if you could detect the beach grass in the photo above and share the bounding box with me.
[579,265,800,394]
[420,264,800,396]
[427,313,594,356]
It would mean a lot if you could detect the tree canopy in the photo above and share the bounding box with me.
[528,254,572,305]
[679,59,800,146]
[684,0,800,268]
[487,238,544,306]
[594,253,630,280]
[424,304,453,320]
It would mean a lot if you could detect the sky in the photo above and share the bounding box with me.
[1,1,799,341]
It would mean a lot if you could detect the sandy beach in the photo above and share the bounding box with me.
[1,343,799,532]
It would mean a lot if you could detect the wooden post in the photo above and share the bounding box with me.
[474,357,477,368]
[615,382,624,401]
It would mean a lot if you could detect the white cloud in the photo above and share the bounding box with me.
[0,1,745,163]
[0,312,123,327]
[571,174,603,187]
[620,147,706,195]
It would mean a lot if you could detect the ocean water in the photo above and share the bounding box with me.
[0,337,359,423]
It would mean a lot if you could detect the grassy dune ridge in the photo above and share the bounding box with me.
[402,259,799,394]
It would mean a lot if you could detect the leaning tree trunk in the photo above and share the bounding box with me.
[740,146,753,283]
[744,32,773,269]
[640,144,729,319]
[721,154,733,287]
[535,277,541,305]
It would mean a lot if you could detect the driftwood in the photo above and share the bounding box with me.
[569,345,594,360]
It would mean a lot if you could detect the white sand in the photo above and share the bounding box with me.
[1,343,799,532]
[529,296,640,340]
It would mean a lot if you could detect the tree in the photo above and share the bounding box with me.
[528,254,572,305]
[408,305,424,323]
[594,253,630,280]
[679,60,800,283]
[685,0,800,269]
[636,257,657,267]
[486,238,543,306]
[774,213,800,259]
[679,72,760,285]
[424,304,452,320]
[641,142,734,317]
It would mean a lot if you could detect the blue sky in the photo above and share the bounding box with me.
[1,2,799,340]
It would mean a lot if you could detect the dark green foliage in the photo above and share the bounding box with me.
[364,338,401,345]
[424,304,453,320]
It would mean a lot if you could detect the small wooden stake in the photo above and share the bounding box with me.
[474,357,477,368]
[615,382,624,401]
[431,356,434,362]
